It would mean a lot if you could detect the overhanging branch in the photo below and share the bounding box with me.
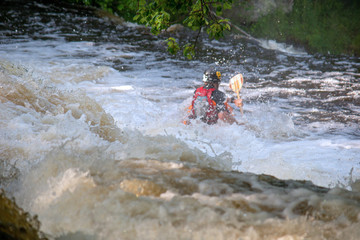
[208,10,261,44]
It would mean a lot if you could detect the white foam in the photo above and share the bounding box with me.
[33,168,95,212]
[259,39,307,55]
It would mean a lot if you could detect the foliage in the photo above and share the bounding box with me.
[67,0,233,59]
[67,0,138,20]
[166,37,180,55]
[134,0,232,59]
[247,0,360,56]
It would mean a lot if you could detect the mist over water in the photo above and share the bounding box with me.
[1,1,360,239]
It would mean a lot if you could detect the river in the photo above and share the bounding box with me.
[1,1,360,239]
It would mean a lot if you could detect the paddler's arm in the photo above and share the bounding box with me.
[218,99,240,125]
[227,97,243,108]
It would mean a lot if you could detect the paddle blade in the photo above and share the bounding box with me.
[229,74,243,93]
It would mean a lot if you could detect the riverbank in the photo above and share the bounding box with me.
[0,191,45,240]
[62,0,360,56]
[226,0,360,56]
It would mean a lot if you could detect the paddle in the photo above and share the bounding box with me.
[229,73,244,115]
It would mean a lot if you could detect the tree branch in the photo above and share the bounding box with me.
[209,10,261,43]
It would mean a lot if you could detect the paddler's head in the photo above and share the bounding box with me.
[203,68,221,89]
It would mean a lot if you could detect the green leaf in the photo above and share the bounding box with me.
[183,44,195,60]
[224,2,232,10]
[166,37,180,55]
[133,14,140,21]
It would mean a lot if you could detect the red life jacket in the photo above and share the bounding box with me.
[190,86,218,124]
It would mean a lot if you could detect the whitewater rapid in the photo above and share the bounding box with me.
[1,1,360,240]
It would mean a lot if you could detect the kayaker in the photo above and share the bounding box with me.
[185,68,243,125]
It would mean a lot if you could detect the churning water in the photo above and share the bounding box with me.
[1,1,360,239]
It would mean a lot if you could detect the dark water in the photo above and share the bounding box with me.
[1,1,360,239]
